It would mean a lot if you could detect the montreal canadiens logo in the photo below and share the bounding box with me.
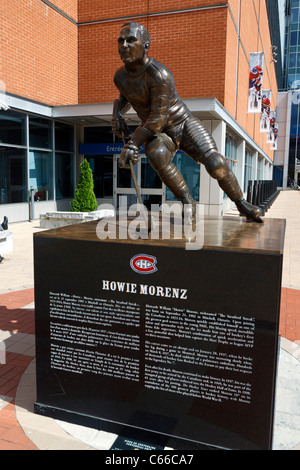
[130,254,158,274]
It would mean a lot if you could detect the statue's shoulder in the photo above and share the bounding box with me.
[147,59,173,84]
[114,65,127,85]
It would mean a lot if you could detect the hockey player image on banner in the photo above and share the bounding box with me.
[267,111,276,143]
[248,52,264,113]
[260,90,271,133]
[270,123,278,151]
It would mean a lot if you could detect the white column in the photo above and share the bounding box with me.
[199,120,212,215]
[209,120,226,216]
[264,159,269,180]
[283,92,292,188]
[252,151,258,181]
[236,139,245,195]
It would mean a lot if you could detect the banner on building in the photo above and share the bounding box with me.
[248,52,264,113]
[260,90,271,133]
[267,111,276,143]
[270,123,278,150]
[266,110,278,150]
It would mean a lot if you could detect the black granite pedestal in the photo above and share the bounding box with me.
[33,215,285,450]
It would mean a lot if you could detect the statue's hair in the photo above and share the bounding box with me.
[121,22,151,46]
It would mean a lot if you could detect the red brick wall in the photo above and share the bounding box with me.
[78,0,277,162]
[78,0,148,22]
[78,0,228,22]
[53,0,78,21]
[0,0,78,105]
[78,5,228,105]
[0,0,278,162]
[225,0,277,160]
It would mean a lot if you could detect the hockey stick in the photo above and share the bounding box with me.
[121,133,154,232]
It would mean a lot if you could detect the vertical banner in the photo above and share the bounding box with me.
[260,90,271,133]
[267,111,276,143]
[270,123,278,150]
[266,111,278,150]
[248,52,264,113]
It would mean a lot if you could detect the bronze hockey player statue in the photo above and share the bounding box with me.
[112,22,263,223]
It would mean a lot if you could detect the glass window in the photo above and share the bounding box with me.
[55,153,74,199]
[291,7,300,24]
[0,147,27,204]
[244,150,253,192]
[225,134,238,170]
[290,101,300,165]
[117,165,132,189]
[0,110,26,146]
[117,193,138,209]
[284,32,289,50]
[142,194,162,209]
[29,150,53,200]
[55,122,74,152]
[289,52,297,68]
[141,159,162,189]
[291,30,298,46]
[85,156,113,198]
[225,134,238,198]
[84,126,115,144]
[257,158,263,181]
[29,117,52,149]
[284,52,288,71]
[288,74,297,88]
[166,153,200,202]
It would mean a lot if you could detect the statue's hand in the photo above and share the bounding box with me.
[119,144,139,169]
[112,117,131,139]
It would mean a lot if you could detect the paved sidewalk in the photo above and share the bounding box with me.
[0,192,299,450]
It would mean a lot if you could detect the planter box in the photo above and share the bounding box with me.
[0,231,13,254]
[40,209,114,229]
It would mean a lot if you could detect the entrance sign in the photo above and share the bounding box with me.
[79,143,184,155]
[80,143,125,155]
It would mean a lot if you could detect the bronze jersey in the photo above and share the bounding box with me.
[113,57,192,134]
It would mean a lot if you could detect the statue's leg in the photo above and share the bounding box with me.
[180,117,263,223]
[202,150,263,222]
[144,135,197,215]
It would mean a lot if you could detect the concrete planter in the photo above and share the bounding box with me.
[0,231,13,254]
[40,210,114,229]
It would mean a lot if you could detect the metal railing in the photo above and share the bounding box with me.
[246,180,279,215]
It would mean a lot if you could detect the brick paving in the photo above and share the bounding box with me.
[0,191,300,450]
[0,285,299,450]
[280,287,300,344]
[0,289,38,450]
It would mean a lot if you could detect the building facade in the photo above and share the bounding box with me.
[0,0,281,223]
[276,0,300,187]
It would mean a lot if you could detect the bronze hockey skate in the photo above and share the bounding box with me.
[236,198,263,223]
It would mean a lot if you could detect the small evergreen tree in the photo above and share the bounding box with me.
[70,159,98,212]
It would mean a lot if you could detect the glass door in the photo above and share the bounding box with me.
[113,154,164,210]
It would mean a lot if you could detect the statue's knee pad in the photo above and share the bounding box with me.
[204,152,229,180]
[145,137,173,172]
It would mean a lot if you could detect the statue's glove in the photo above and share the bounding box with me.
[111,117,131,140]
[119,143,140,169]
[118,126,153,168]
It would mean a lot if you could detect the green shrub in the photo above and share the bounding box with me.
[70,159,98,212]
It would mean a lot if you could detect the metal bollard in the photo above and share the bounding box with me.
[29,187,35,221]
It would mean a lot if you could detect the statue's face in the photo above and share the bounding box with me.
[118,25,147,64]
